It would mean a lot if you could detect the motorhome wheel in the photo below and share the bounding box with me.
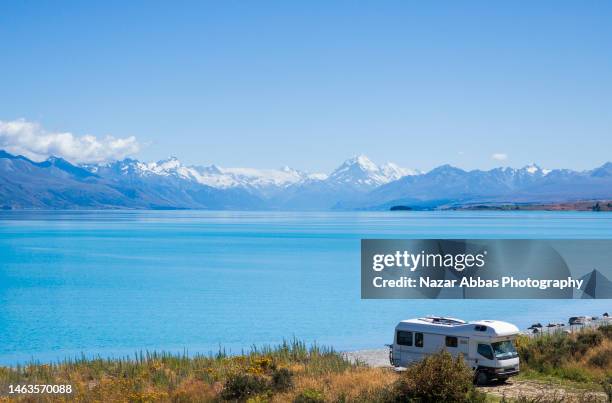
[475,370,489,385]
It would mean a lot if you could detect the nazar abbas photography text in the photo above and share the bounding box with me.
[371,250,584,290]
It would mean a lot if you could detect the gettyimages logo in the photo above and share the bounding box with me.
[372,250,487,272]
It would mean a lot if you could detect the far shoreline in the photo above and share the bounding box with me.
[1,205,612,212]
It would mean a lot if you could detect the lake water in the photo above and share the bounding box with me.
[0,210,610,365]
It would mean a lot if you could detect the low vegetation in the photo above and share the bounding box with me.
[0,339,375,402]
[0,342,487,402]
[516,325,612,386]
[1,327,611,402]
[357,350,487,403]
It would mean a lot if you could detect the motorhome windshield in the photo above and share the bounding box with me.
[492,340,518,359]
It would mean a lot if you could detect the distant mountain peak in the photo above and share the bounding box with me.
[341,155,378,171]
[280,165,300,174]
[0,149,34,163]
[329,155,414,188]
[591,162,612,178]
[523,163,541,173]
[205,164,223,174]
[427,164,465,175]
[517,163,552,176]
[155,156,181,170]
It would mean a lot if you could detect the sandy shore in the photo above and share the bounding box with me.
[343,348,390,368]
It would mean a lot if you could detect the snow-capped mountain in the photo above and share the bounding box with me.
[88,157,315,189]
[347,162,612,210]
[88,155,414,192]
[2,149,612,210]
[63,154,417,209]
[326,155,419,189]
[189,165,317,189]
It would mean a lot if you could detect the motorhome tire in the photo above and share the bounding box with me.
[475,370,489,385]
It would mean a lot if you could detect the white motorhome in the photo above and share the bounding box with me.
[389,316,520,384]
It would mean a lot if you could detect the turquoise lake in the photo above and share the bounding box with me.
[0,210,610,365]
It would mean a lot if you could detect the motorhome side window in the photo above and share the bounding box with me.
[415,332,423,347]
[445,336,458,348]
[397,331,412,346]
[477,343,494,360]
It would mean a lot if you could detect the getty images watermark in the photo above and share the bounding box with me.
[361,239,612,299]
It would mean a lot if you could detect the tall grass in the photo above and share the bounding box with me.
[517,324,612,384]
[2,328,610,402]
[0,339,365,402]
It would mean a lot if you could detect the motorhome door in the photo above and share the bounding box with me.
[475,342,496,368]
[395,329,414,365]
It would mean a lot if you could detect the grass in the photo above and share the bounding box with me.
[1,327,611,402]
[0,346,493,402]
[0,343,487,402]
[515,324,612,386]
[0,339,393,402]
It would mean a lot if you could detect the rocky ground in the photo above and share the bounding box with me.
[482,379,606,402]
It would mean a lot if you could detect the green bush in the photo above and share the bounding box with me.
[293,388,325,403]
[518,333,573,370]
[516,326,611,383]
[588,348,612,368]
[271,367,293,391]
[221,373,270,400]
[518,329,604,368]
[353,387,398,403]
[573,331,603,356]
[599,324,612,340]
[391,350,481,402]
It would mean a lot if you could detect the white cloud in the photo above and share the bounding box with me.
[0,119,140,163]
[491,153,508,161]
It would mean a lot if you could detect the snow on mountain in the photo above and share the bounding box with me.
[381,162,420,181]
[189,165,313,189]
[356,161,612,210]
[89,154,413,191]
[327,155,417,189]
[520,163,551,176]
[3,149,612,210]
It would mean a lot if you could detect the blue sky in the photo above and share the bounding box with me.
[1,1,611,171]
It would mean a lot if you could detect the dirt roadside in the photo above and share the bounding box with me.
[482,378,606,401]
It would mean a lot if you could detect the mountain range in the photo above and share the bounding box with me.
[1,149,611,210]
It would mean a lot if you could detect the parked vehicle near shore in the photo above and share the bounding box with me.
[389,316,520,385]
[569,316,591,326]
